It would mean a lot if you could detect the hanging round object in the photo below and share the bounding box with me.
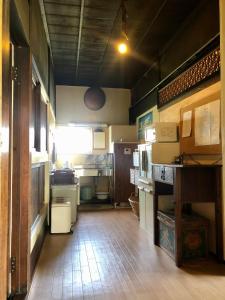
[84,87,106,111]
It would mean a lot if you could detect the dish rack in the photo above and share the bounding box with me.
[128,192,139,219]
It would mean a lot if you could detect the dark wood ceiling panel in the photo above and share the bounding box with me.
[45,14,80,27]
[53,53,76,60]
[45,0,81,5]
[51,40,76,48]
[44,2,81,17]
[49,33,78,43]
[43,0,207,88]
[48,24,78,35]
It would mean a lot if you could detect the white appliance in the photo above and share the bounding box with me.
[138,142,179,233]
[51,184,79,223]
[145,122,177,143]
[51,202,71,233]
[138,142,180,188]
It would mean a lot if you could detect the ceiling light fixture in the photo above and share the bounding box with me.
[117,0,129,55]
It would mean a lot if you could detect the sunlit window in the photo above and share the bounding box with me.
[55,126,92,154]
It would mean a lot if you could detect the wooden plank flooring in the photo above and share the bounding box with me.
[28,210,225,300]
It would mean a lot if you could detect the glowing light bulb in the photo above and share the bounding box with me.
[118,42,128,54]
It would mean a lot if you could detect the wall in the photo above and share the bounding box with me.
[159,81,221,253]
[56,85,131,125]
[130,0,219,121]
[14,0,29,43]
[56,85,131,192]
[160,0,219,78]
[159,82,221,122]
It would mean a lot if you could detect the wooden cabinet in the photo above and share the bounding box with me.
[113,143,137,205]
[152,164,223,267]
[93,131,106,149]
[145,192,154,234]
[139,190,146,229]
[139,189,154,236]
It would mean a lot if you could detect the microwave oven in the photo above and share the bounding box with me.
[138,142,180,187]
[145,122,177,143]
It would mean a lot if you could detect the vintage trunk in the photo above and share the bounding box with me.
[157,210,209,260]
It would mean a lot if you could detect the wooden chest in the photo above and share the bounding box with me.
[157,211,209,260]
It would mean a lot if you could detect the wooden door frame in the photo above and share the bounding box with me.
[0,0,10,299]
[0,1,32,298]
[10,46,32,296]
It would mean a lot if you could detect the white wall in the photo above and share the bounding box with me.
[56,85,131,125]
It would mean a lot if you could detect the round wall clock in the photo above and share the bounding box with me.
[84,87,106,111]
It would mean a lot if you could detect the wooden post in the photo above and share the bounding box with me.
[0,1,10,299]
[174,168,182,267]
[219,0,225,261]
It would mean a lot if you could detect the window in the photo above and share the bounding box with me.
[55,126,92,155]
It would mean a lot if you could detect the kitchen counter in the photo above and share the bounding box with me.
[73,165,112,177]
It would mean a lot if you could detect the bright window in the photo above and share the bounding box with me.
[55,126,92,154]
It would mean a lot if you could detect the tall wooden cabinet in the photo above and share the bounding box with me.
[113,142,137,206]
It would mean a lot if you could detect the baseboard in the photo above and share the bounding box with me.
[8,293,26,300]
[30,220,47,278]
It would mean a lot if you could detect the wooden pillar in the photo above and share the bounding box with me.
[219,0,225,260]
[0,0,10,299]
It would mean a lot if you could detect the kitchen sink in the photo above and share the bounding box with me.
[74,167,112,177]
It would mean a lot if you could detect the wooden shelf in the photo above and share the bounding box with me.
[152,164,223,267]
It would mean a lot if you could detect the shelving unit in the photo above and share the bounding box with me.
[152,163,223,267]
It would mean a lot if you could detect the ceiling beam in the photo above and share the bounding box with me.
[39,0,53,60]
[75,0,85,81]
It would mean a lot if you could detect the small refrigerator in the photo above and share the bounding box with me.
[51,201,71,234]
[51,184,79,223]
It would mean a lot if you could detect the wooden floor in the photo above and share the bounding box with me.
[28,210,225,300]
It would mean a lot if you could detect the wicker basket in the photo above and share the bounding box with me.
[128,193,139,219]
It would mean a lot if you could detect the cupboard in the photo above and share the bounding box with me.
[152,163,223,266]
[139,189,154,236]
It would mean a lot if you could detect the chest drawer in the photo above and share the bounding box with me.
[153,166,174,184]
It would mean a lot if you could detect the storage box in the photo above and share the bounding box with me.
[157,210,209,260]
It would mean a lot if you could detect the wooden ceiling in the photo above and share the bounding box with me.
[43,0,201,88]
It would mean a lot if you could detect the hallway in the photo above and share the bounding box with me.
[28,210,225,300]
